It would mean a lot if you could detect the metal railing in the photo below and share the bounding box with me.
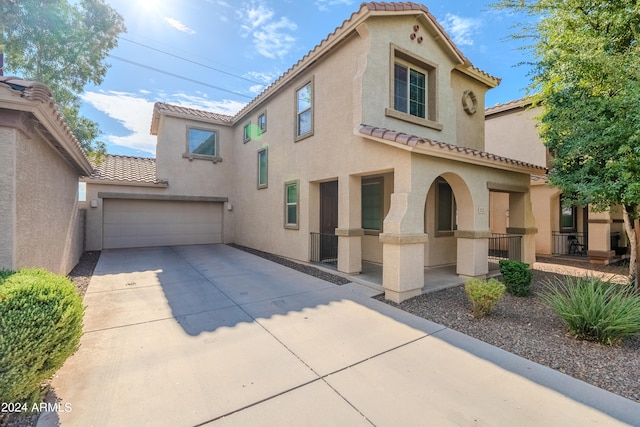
[310,232,338,265]
[552,231,588,256]
[488,233,522,262]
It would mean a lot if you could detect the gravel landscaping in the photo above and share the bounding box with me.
[379,266,640,403]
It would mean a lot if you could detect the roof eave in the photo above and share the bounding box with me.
[81,177,169,188]
[0,94,93,175]
[358,129,546,175]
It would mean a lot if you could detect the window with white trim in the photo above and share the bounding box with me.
[296,80,313,139]
[284,180,299,229]
[257,148,268,189]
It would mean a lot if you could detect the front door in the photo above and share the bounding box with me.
[320,181,338,262]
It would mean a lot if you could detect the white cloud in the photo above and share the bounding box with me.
[245,70,280,84]
[314,0,354,12]
[238,1,297,59]
[164,17,196,35]
[81,91,246,155]
[441,14,482,47]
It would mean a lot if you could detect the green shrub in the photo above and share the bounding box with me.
[539,275,640,345]
[0,268,84,404]
[464,278,506,318]
[499,260,533,297]
[0,269,15,282]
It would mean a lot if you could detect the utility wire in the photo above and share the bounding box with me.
[119,36,263,85]
[108,54,253,99]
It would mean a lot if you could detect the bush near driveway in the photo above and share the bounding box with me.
[464,278,506,318]
[0,268,84,404]
[540,275,640,345]
[499,260,533,297]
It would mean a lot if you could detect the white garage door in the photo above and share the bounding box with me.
[103,199,223,249]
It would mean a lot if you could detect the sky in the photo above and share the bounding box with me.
[80,0,535,157]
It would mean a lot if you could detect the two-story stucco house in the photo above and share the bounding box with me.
[83,2,544,302]
[485,98,628,265]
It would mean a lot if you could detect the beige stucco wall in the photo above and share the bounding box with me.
[485,106,547,168]
[8,119,85,274]
[0,127,17,270]
[359,15,490,149]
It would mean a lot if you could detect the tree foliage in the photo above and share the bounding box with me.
[0,0,126,154]
[493,0,640,279]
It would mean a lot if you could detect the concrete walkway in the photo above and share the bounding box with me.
[48,245,639,426]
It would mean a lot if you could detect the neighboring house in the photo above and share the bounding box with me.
[83,2,544,302]
[485,98,627,265]
[0,76,93,275]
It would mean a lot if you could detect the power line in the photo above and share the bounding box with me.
[108,54,254,99]
[119,36,264,85]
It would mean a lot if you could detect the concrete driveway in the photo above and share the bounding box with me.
[49,245,638,426]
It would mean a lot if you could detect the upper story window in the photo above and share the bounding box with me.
[257,147,268,189]
[185,127,221,161]
[386,45,441,131]
[258,111,267,134]
[296,79,313,140]
[243,122,251,143]
[394,62,426,119]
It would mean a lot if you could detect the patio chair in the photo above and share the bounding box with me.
[568,235,586,256]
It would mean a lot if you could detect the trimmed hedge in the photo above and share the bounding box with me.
[499,260,533,297]
[0,268,84,404]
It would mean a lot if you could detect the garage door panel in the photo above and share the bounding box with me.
[103,199,223,249]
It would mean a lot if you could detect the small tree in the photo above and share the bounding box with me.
[0,0,126,154]
[492,0,640,284]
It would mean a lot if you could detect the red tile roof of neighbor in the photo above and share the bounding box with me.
[485,97,533,116]
[0,76,93,174]
[88,154,167,185]
[359,124,547,172]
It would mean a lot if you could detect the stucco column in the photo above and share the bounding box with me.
[454,230,490,277]
[380,191,427,303]
[587,208,614,265]
[336,175,362,274]
[507,191,537,265]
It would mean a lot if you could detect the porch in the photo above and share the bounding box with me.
[310,232,506,295]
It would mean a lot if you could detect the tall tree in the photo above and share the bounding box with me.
[492,0,640,281]
[0,0,126,155]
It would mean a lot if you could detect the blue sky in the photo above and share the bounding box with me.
[81,0,534,157]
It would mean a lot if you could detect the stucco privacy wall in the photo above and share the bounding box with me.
[0,127,16,270]
[14,125,85,274]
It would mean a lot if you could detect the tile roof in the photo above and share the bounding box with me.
[485,97,533,116]
[0,76,93,174]
[359,124,547,172]
[154,102,233,122]
[87,154,167,185]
